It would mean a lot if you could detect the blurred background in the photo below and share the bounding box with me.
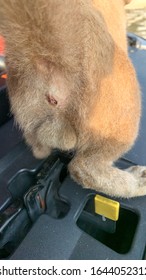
[126,0,146,39]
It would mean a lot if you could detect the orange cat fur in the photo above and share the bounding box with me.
[0,0,146,197]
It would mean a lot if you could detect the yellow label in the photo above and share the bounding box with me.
[94,194,120,221]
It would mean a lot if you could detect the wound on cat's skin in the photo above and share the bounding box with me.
[46,94,58,106]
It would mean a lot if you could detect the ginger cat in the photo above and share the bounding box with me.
[0,0,146,197]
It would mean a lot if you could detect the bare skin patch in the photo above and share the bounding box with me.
[46,94,58,106]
